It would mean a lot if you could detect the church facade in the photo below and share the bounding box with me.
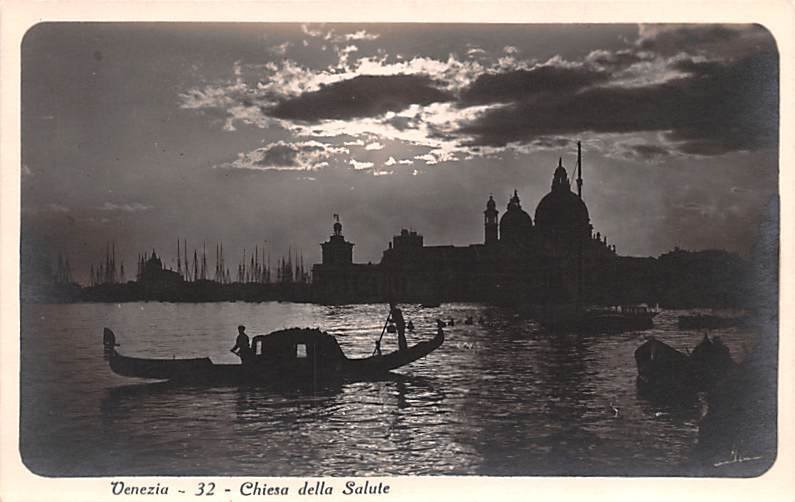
[312,143,622,305]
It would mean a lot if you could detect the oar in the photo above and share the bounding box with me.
[373,314,391,356]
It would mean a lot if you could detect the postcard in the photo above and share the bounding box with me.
[1,2,792,501]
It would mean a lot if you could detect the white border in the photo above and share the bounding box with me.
[1,2,792,501]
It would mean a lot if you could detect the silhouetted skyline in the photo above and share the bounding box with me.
[21,23,778,283]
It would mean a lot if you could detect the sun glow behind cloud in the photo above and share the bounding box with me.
[179,23,777,175]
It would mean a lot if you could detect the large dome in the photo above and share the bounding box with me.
[534,160,590,237]
[534,189,590,233]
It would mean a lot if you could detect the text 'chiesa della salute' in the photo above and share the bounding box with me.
[312,142,629,306]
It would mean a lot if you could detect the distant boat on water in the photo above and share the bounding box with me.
[102,325,443,386]
[533,304,658,333]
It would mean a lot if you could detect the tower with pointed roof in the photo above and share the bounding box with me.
[484,195,499,246]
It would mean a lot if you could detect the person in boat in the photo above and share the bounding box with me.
[231,325,253,362]
[389,302,408,351]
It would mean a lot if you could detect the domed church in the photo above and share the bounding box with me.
[483,143,608,254]
[316,141,620,305]
[534,158,592,247]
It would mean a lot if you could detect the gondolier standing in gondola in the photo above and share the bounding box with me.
[389,302,408,351]
[231,325,253,362]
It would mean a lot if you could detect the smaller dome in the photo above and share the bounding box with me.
[333,221,342,235]
[500,208,533,231]
[486,195,496,210]
[500,189,533,244]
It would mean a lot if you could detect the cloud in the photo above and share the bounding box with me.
[344,30,380,42]
[531,136,574,149]
[585,49,647,71]
[459,63,609,106]
[300,25,380,43]
[467,47,487,57]
[268,74,454,121]
[99,202,152,212]
[414,153,439,165]
[385,156,397,166]
[269,41,291,56]
[636,24,772,59]
[349,159,374,170]
[221,140,348,171]
[183,23,777,165]
[253,142,308,167]
[613,141,672,162]
[364,142,384,150]
[459,49,778,156]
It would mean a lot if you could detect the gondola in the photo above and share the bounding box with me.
[103,326,444,386]
[634,334,737,399]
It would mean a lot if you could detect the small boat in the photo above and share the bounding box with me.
[634,334,737,399]
[103,326,444,386]
[635,337,692,394]
[539,304,658,333]
[580,305,658,332]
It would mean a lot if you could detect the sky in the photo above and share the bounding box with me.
[21,23,779,283]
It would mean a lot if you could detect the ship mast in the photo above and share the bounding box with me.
[577,140,583,200]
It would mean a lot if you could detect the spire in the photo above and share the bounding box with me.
[552,158,570,191]
[507,189,521,210]
[333,213,342,236]
[577,141,583,200]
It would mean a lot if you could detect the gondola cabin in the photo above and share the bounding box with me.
[246,328,347,381]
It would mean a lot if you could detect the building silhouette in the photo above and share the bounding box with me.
[312,215,382,303]
[313,143,620,305]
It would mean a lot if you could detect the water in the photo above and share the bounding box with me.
[19,302,760,477]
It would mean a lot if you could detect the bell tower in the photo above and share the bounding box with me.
[484,195,499,245]
[321,214,354,266]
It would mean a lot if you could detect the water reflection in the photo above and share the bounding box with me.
[21,302,771,476]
